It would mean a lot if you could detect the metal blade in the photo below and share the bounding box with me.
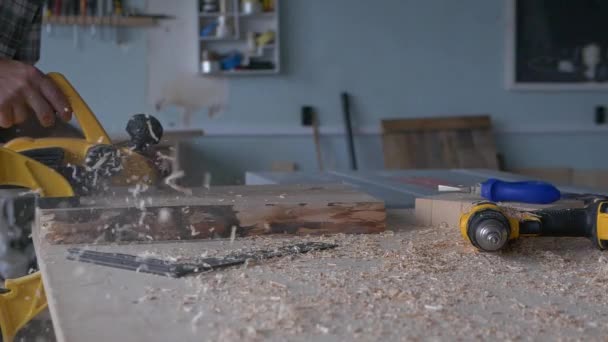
[66,242,338,278]
[437,185,470,193]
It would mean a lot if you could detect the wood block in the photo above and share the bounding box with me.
[431,199,464,228]
[37,184,387,245]
[414,193,585,229]
[382,134,413,169]
[438,130,460,168]
[381,115,498,170]
[510,168,573,185]
[572,170,608,190]
[271,161,297,172]
[382,115,491,132]
[414,197,432,226]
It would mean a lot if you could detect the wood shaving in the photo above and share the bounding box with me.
[38,210,608,341]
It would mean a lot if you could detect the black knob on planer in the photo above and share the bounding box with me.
[126,114,164,152]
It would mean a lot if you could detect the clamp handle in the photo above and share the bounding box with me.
[47,72,111,145]
[480,178,561,204]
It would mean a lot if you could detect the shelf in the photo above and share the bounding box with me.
[197,0,280,77]
[239,12,276,18]
[200,12,237,17]
[200,69,278,76]
[42,15,161,27]
[199,12,276,17]
[200,36,239,41]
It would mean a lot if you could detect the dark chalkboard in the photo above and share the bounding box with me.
[513,0,608,84]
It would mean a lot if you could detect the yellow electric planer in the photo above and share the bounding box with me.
[0,72,165,341]
[3,72,164,193]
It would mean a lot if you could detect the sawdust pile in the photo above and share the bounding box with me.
[121,211,608,341]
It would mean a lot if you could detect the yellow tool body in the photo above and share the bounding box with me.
[3,72,158,188]
[460,199,608,252]
[0,273,47,342]
[0,72,164,341]
[0,149,75,341]
[5,137,156,186]
[0,148,74,198]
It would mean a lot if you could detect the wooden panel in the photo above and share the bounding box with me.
[38,184,386,245]
[381,115,499,170]
[572,170,608,190]
[414,193,586,229]
[43,16,160,27]
[382,134,413,169]
[423,131,442,168]
[382,115,491,133]
[438,130,460,168]
[471,129,497,150]
[510,168,573,184]
[471,130,499,169]
[271,161,297,172]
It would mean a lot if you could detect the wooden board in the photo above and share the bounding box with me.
[381,115,499,170]
[414,193,585,228]
[509,168,608,190]
[38,184,386,245]
[572,170,608,190]
[27,210,403,342]
[509,168,573,185]
[382,115,491,132]
[31,208,608,342]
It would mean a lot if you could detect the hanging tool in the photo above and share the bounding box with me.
[66,242,338,278]
[341,92,357,170]
[459,197,608,252]
[302,106,323,172]
[438,178,561,204]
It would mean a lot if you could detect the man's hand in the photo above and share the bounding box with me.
[0,59,72,128]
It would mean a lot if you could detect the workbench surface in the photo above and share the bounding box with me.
[33,209,608,341]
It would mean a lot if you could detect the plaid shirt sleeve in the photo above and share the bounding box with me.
[0,0,43,64]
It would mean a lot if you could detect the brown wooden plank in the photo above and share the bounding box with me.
[471,128,496,150]
[456,147,484,168]
[382,115,491,133]
[415,131,434,169]
[415,193,586,229]
[510,168,573,184]
[470,129,499,169]
[454,130,483,168]
[42,16,159,27]
[37,184,386,245]
[380,115,499,170]
[382,134,413,169]
[572,170,608,190]
[437,130,460,168]
[408,132,426,168]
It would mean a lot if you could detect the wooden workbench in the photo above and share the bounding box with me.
[28,169,608,341]
[32,207,608,341]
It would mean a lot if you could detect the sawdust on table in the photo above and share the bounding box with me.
[120,212,608,341]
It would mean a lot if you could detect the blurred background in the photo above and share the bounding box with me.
[35,0,608,188]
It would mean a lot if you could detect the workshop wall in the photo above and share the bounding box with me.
[37,0,608,185]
